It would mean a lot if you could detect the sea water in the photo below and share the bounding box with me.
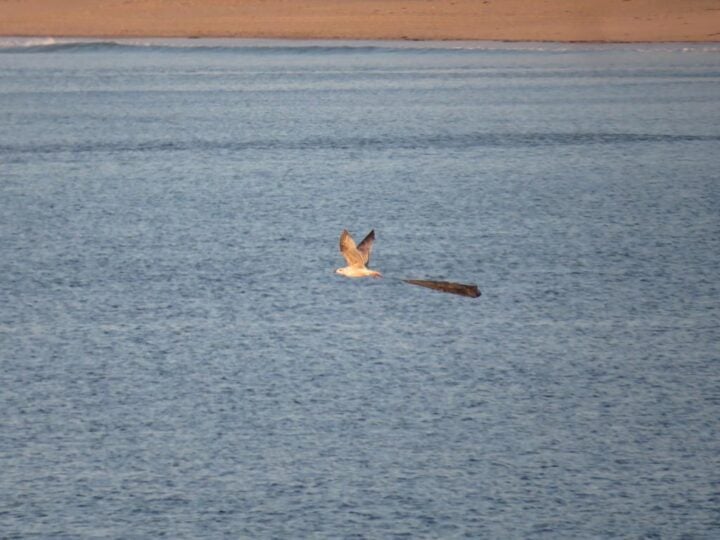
[1,38,719,538]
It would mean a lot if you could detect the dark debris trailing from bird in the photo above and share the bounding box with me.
[403,279,481,298]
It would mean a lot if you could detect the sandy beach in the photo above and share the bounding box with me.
[1,0,719,42]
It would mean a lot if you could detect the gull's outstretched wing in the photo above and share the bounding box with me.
[356,230,375,265]
[339,230,365,267]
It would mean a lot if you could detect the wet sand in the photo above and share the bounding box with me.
[1,0,719,42]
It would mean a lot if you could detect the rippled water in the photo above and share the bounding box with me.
[1,38,719,538]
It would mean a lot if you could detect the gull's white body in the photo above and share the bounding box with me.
[336,229,382,278]
[336,266,382,278]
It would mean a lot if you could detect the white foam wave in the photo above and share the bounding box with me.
[0,36,717,54]
[0,36,58,48]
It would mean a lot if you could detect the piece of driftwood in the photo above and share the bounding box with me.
[403,279,481,298]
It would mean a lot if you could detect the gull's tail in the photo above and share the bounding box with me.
[402,279,481,298]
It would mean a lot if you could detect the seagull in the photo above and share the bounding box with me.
[335,229,382,278]
[334,228,481,297]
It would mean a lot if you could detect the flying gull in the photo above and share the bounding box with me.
[335,229,382,278]
[335,229,481,298]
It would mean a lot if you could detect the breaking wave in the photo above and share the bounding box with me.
[1,37,719,55]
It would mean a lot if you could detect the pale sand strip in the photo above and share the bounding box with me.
[1,0,719,42]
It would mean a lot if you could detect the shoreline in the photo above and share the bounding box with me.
[3,36,719,46]
[1,0,719,43]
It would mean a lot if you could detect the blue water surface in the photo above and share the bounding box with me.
[1,38,719,538]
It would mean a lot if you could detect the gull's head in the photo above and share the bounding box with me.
[335,267,348,276]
